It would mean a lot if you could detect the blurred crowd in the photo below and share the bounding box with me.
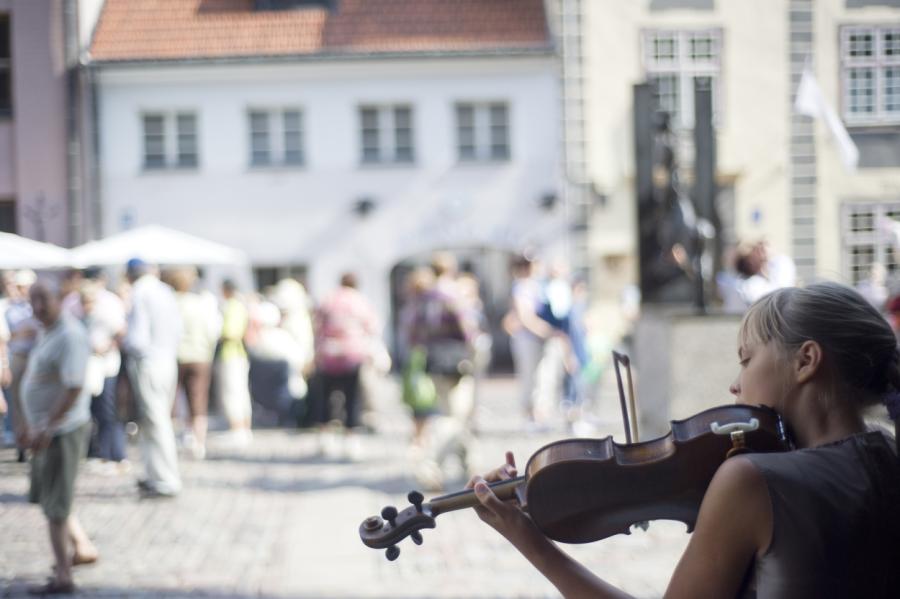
[0,251,614,590]
[0,250,608,493]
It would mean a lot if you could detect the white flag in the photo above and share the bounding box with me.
[794,66,859,171]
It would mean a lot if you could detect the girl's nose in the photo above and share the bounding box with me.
[729,379,740,397]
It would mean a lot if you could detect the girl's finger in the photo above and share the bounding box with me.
[473,478,507,514]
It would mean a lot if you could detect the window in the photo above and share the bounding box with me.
[0,198,15,233]
[455,102,510,162]
[142,112,198,170]
[842,202,900,285]
[841,26,900,124]
[359,105,415,164]
[642,29,721,128]
[248,108,304,167]
[253,264,307,291]
[176,114,197,168]
[0,14,10,118]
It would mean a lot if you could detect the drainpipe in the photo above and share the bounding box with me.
[63,0,82,246]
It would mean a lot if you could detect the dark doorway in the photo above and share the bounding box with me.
[0,199,15,233]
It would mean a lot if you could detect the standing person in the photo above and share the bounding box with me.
[171,267,220,459]
[454,271,491,431]
[6,269,40,462]
[468,281,900,598]
[398,267,438,447]
[271,278,315,373]
[269,278,315,417]
[216,279,253,443]
[0,294,11,441]
[399,253,478,489]
[76,281,129,469]
[123,258,182,499]
[421,252,478,412]
[17,279,98,595]
[311,272,380,460]
[733,239,798,310]
[534,260,577,423]
[503,256,553,425]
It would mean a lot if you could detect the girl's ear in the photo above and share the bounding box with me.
[793,340,824,384]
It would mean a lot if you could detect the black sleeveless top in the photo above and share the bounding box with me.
[739,431,900,598]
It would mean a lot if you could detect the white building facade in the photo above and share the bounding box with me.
[87,2,563,333]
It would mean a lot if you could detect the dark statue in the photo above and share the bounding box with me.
[637,112,711,304]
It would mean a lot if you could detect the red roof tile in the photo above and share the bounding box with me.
[89,0,551,62]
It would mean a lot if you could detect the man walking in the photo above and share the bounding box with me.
[17,278,97,594]
[124,259,182,498]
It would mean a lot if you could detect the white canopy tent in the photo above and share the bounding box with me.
[71,225,254,292]
[71,225,249,267]
[0,232,73,270]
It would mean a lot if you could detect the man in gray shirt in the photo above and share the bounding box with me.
[124,258,182,498]
[17,278,98,594]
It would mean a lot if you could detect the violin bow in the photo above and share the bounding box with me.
[612,351,640,443]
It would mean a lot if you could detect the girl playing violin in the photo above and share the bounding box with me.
[468,282,900,598]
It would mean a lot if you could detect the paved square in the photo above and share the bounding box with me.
[1,377,687,598]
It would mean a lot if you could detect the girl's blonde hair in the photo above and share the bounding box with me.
[740,282,900,407]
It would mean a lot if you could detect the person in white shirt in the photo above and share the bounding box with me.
[18,278,98,594]
[123,258,183,498]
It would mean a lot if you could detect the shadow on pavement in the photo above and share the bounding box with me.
[3,582,455,599]
[0,493,28,504]
[191,471,416,496]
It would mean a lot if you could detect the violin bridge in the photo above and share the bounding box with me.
[726,430,749,458]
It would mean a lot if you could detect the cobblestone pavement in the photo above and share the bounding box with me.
[1,376,688,598]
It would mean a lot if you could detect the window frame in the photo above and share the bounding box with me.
[358,104,416,166]
[141,111,200,171]
[842,201,900,286]
[247,107,305,168]
[454,101,511,163]
[641,28,722,129]
[840,24,900,125]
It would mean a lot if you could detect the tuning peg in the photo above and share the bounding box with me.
[407,490,424,512]
[363,515,384,531]
[386,545,400,561]
[381,505,398,527]
[410,531,423,546]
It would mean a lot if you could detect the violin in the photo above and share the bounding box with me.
[360,354,794,561]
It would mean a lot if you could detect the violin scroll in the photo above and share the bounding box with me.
[359,490,435,560]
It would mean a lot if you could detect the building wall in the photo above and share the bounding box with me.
[77,0,104,50]
[95,55,560,317]
[581,0,900,299]
[0,0,69,243]
[813,0,900,282]
[581,0,788,329]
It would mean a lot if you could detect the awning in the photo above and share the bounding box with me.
[71,225,250,267]
[0,232,73,270]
